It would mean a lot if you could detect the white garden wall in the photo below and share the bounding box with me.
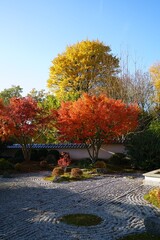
[58,144,125,160]
[3,144,125,160]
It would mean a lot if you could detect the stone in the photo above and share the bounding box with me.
[96,168,108,174]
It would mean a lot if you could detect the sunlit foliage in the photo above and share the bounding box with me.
[150,62,160,105]
[48,40,120,100]
[54,94,139,162]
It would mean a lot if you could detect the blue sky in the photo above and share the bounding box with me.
[0,0,160,95]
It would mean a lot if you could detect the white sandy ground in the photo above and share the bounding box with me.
[0,172,160,240]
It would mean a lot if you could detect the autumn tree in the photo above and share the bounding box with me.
[0,97,54,161]
[55,94,139,163]
[0,99,14,141]
[47,40,120,100]
[150,62,160,106]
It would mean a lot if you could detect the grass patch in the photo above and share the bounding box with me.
[44,170,97,182]
[44,169,99,183]
[44,163,141,183]
[60,213,103,226]
[118,232,160,240]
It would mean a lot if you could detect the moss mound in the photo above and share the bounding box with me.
[60,213,103,226]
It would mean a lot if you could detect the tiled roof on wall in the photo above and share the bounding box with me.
[7,143,88,149]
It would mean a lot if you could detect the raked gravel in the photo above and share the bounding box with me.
[0,171,160,240]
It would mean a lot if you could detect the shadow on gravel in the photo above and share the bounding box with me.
[0,174,160,240]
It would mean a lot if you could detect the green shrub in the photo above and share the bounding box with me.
[125,126,160,171]
[46,154,57,164]
[46,150,60,165]
[49,150,60,160]
[94,161,106,168]
[40,160,48,168]
[77,158,92,168]
[14,162,41,172]
[0,141,7,154]
[0,158,13,170]
[13,149,24,163]
[108,153,130,166]
[30,149,39,161]
[37,149,48,161]
[14,163,22,171]
[149,120,160,134]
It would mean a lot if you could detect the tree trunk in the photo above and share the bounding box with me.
[85,139,102,164]
[21,144,32,162]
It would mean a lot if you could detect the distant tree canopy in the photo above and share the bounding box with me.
[47,40,120,100]
[0,85,23,105]
[119,69,154,111]
[27,88,47,104]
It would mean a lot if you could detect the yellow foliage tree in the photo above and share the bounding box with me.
[47,40,120,100]
[150,62,160,104]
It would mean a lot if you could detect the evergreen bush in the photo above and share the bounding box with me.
[125,120,160,171]
[0,158,13,170]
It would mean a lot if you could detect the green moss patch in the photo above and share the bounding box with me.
[60,213,103,226]
[44,170,97,182]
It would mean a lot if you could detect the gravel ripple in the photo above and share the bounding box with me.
[0,172,160,240]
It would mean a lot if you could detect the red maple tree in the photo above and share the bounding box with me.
[0,97,53,161]
[58,152,71,171]
[55,94,140,162]
[0,99,14,140]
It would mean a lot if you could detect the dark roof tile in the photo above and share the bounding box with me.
[7,143,87,149]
